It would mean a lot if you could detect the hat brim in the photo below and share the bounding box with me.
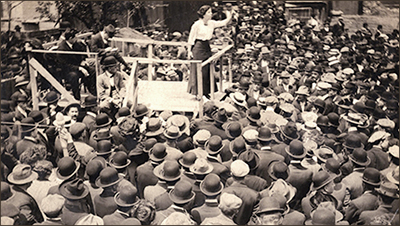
[200,180,224,197]
[59,181,89,200]
[189,163,214,175]
[285,146,307,159]
[224,122,243,139]
[229,93,246,107]
[44,94,61,104]
[163,130,182,140]
[205,141,225,155]
[56,161,81,181]
[133,110,149,118]
[256,207,284,215]
[279,126,300,141]
[349,155,370,167]
[95,118,112,128]
[153,163,183,182]
[95,173,123,188]
[313,174,335,190]
[15,80,29,87]
[361,177,381,187]
[93,134,113,141]
[145,127,164,137]
[109,159,131,169]
[169,189,195,204]
[8,171,38,185]
[114,192,140,207]
[268,161,290,181]
[343,115,362,125]
[82,102,97,108]
[257,134,275,142]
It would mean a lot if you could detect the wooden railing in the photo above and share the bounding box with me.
[42,32,94,49]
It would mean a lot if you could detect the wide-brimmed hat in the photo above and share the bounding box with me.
[114,185,139,207]
[280,122,300,141]
[166,115,190,136]
[116,107,131,119]
[190,158,213,175]
[285,139,306,159]
[109,151,131,169]
[95,113,112,128]
[376,118,395,129]
[56,157,80,180]
[145,118,164,137]
[7,164,38,185]
[368,131,390,144]
[229,92,246,107]
[59,178,89,200]
[200,173,223,197]
[305,205,336,225]
[212,108,228,124]
[63,102,81,115]
[179,152,197,169]
[267,123,280,134]
[28,110,46,125]
[256,196,284,215]
[53,113,72,128]
[268,160,290,181]
[362,167,381,187]
[375,180,399,199]
[225,121,243,139]
[96,140,114,155]
[132,104,149,118]
[205,135,224,155]
[102,56,118,68]
[242,129,259,145]
[312,170,335,190]
[264,179,296,203]
[349,148,371,166]
[149,143,167,162]
[95,167,123,188]
[14,75,29,87]
[343,112,363,125]
[154,160,182,182]
[238,150,260,170]
[169,180,195,204]
[44,91,60,104]
[314,146,338,163]
[163,125,182,140]
[295,86,310,96]
[81,95,97,108]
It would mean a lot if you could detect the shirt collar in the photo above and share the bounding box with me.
[100,31,108,44]
[87,112,96,118]
[116,210,130,217]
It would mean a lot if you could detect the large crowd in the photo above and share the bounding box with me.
[1,1,399,225]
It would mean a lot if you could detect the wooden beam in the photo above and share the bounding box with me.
[228,57,233,85]
[123,60,138,108]
[196,62,203,119]
[29,58,77,103]
[210,61,215,100]
[123,56,197,65]
[201,45,233,67]
[30,66,39,110]
[112,37,191,47]
[147,44,153,81]
[31,49,98,56]
[219,58,223,92]
[42,32,93,49]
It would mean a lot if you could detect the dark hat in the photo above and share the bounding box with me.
[349,148,371,166]
[44,91,60,104]
[257,126,275,142]
[212,108,228,124]
[376,181,399,198]
[28,110,45,124]
[312,170,335,190]
[96,140,114,155]
[321,158,342,177]
[225,121,243,139]
[149,143,167,162]
[116,107,131,118]
[230,137,247,155]
[280,122,300,141]
[205,135,224,155]
[238,150,260,170]
[95,167,123,188]
[1,181,13,200]
[93,128,113,141]
[132,104,149,118]
[95,113,112,128]
[56,157,80,180]
[314,98,326,109]
[143,138,157,153]
[153,160,182,182]
[109,151,131,169]
[285,139,306,159]
[362,167,381,187]
[350,102,365,114]
[163,125,182,140]
[179,152,197,169]
[59,178,89,200]
[343,134,364,149]
[267,123,280,134]
[69,122,86,138]
[1,100,12,113]
[104,24,116,37]
[7,164,38,185]
[200,173,223,196]
[102,56,118,68]
[145,118,164,137]
[256,196,284,215]
[85,159,106,181]
[169,180,195,204]
[327,112,340,127]
[81,95,97,108]
[63,102,81,115]
[114,186,139,207]
[364,99,376,110]
[268,160,290,181]
[246,106,261,122]
[305,207,335,225]
[386,99,398,110]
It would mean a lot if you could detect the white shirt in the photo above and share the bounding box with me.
[188,19,229,45]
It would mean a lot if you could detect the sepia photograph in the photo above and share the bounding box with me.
[0,1,399,225]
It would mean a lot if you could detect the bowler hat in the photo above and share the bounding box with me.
[143,138,157,153]
[312,170,335,190]
[28,110,45,124]
[20,117,36,132]
[321,158,342,177]
[63,102,81,115]
[149,143,167,162]
[229,137,247,156]
[190,158,213,175]
[133,104,149,118]
[163,125,182,140]
[102,56,118,68]
[96,140,114,155]
[95,113,112,128]
[305,207,335,225]
[179,152,197,169]
[225,121,243,139]
[116,107,131,118]
[257,126,274,142]
[145,118,164,137]
[343,134,364,149]
[268,160,290,181]
[200,173,223,196]
[238,150,260,170]
[327,112,340,127]
[44,91,60,104]
[169,180,195,204]
[59,178,89,200]
[205,135,224,155]
[109,151,131,169]
[153,160,182,182]
[114,186,139,207]
[246,106,261,122]
[81,95,97,108]
[362,167,381,187]
[95,167,123,188]
[349,148,370,166]
[69,122,86,138]
[56,157,80,180]
[376,181,399,198]
[285,139,306,159]
[256,196,284,215]
[7,164,38,185]
[212,108,228,124]
[93,128,113,141]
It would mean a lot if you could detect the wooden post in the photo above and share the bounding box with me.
[228,57,233,85]
[29,65,39,111]
[219,58,223,93]
[210,61,215,100]
[196,62,203,119]
[148,44,153,81]
[122,41,126,56]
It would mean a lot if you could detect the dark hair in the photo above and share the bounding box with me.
[197,5,211,19]
[64,28,77,40]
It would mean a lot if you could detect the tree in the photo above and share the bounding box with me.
[7,1,23,32]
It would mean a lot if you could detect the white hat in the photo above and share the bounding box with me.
[161,212,194,225]
[193,129,211,146]
[75,214,104,225]
[230,160,250,177]
[41,194,65,217]
[219,193,242,212]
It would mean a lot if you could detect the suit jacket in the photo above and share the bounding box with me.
[222,181,260,225]
[344,191,379,224]
[197,123,229,140]
[6,186,44,224]
[14,136,38,160]
[254,147,285,183]
[274,84,296,96]
[97,71,128,102]
[226,174,268,192]
[341,169,364,200]
[82,112,97,137]
[301,190,339,219]
[191,199,221,224]
[90,33,108,52]
[135,161,159,198]
[207,155,230,184]
[201,213,236,225]
[103,210,133,225]
[358,205,393,225]
[57,40,85,72]
[367,147,390,170]
[94,189,118,217]
[286,163,313,210]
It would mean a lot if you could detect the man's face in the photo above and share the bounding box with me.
[67,107,79,120]
[107,65,118,74]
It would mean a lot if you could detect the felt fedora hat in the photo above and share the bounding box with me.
[163,125,182,140]
[153,160,182,182]
[132,104,149,118]
[169,180,195,204]
[95,167,123,188]
[200,173,223,197]
[7,164,38,185]
[59,178,89,200]
[280,122,300,141]
[256,196,284,215]
[376,180,399,199]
